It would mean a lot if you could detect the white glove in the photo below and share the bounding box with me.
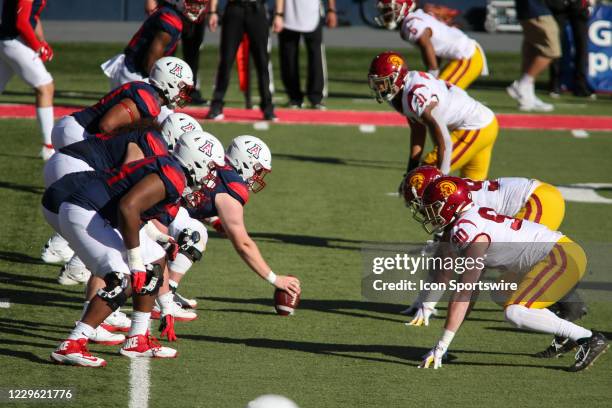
[406,302,437,326]
[418,343,446,369]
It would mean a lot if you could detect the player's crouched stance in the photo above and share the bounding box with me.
[416,177,608,372]
[43,131,224,367]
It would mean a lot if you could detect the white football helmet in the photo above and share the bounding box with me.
[149,57,194,109]
[246,395,299,408]
[161,113,203,152]
[173,130,225,189]
[164,0,208,22]
[225,135,272,193]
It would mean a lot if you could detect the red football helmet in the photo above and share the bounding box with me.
[375,0,417,30]
[166,0,209,22]
[402,165,443,213]
[420,176,473,234]
[368,51,409,103]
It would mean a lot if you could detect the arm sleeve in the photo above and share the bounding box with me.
[15,0,41,50]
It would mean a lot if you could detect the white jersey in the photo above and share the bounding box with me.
[398,70,494,130]
[400,9,475,60]
[450,205,563,273]
[467,178,540,217]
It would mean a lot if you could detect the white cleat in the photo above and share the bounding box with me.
[151,300,197,321]
[50,338,106,367]
[173,291,197,309]
[57,263,91,285]
[100,310,131,332]
[506,80,522,101]
[119,334,177,358]
[87,324,125,345]
[41,144,55,161]
[41,239,74,264]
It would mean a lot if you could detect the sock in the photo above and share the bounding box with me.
[157,292,174,314]
[36,106,54,146]
[505,305,592,342]
[128,311,150,337]
[80,301,90,321]
[68,321,95,340]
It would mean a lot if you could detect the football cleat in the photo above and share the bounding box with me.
[151,300,197,321]
[119,334,178,358]
[50,338,106,367]
[567,332,609,372]
[173,291,197,309]
[41,238,74,264]
[534,336,577,359]
[57,263,91,285]
[100,310,131,332]
[87,324,126,346]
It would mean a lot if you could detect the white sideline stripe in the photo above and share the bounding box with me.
[128,322,151,408]
[0,298,10,308]
[571,129,589,138]
[359,124,376,133]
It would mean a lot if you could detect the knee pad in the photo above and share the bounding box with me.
[96,272,130,311]
[140,263,164,295]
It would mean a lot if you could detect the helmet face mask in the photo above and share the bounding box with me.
[183,0,208,22]
[169,81,194,108]
[173,130,225,190]
[375,0,416,30]
[149,57,194,109]
[248,163,271,193]
[368,73,400,103]
[226,135,272,193]
[419,176,472,234]
[368,51,408,104]
[421,200,450,234]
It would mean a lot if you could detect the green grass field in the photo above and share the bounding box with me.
[0,44,611,407]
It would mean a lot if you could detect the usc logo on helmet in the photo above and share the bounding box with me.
[437,180,457,198]
[387,54,403,68]
[409,173,425,190]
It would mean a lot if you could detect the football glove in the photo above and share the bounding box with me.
[418,344,446,369]
[159,315,178,342]
[39,42,53,62]
[406,302,437,327]
[160,237,179,261]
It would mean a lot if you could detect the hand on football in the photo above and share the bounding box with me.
[418,345,445,369]
[275,275,301,298]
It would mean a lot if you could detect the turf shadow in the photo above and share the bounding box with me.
[0,287,83,310]
[0,252,52,267]
[0,181,44,195]
[180,334,431,365]
[0,348,53,365]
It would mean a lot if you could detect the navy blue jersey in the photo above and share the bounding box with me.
[72,82,162,134]
[43,156,186,227]
[0,0,46,40]
[60,129,168,172]
[124,5,183,77]
[185,165,249,220]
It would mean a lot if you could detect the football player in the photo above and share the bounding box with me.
[399,166,585,335]
[101,0,207,90]
[376,0,487,89]
[368,51,498,184]
[184,135,302,299]
[44,131,224,367]
[416,177,608,372]
[0,0,55,160]
[49,57,193,151]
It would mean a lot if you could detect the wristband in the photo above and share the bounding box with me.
[439,329,455,350]
[209,10,217,14]
[275,12,284,17]
[127,248,146,272]
[327,8,336,13]
[266,271,277,285]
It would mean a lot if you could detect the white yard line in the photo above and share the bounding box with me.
[128,321,151,408]
[0,298,10,308]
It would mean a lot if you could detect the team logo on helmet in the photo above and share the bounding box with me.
[199,140,213,157]
[246,143,262,159]
[437,180,457,198]
[387,54,403,68]
[169,63,183,79]
[409,173,425,190]
[180,123,196,133]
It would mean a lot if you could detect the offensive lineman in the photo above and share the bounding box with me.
[0,0,55,159]
[368,51,498,184]
[376,0,488,89]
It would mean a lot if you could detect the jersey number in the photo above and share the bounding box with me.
[478,207,523,231]
[468,179,499,192]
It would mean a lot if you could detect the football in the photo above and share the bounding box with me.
[274,288,300,316]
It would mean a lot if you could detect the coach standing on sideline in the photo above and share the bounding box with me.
[206,0,282,121]
[278,0,337,110]
[145,0,208,105]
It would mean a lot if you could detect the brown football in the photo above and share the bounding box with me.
[274,288,300,316]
